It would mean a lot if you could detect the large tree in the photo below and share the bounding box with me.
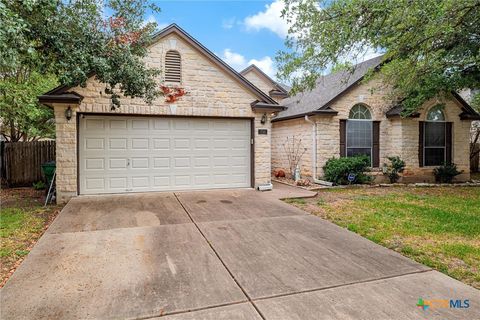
[0,0,161,141]
[277,0,480,114]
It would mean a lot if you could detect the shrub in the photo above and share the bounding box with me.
[33,181,46,190]
[433,163,462,183]
[383,156,405,183]
[323,156,372,185]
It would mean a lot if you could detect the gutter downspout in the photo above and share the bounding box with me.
[304,115,323,184]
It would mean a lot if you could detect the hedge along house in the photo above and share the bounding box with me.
[39,24,285,203]
[271,56,480,183]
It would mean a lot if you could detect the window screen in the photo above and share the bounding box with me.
[424,122,446,166]
[347,120,372,160]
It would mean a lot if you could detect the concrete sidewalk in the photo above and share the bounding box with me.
[1,185,479,319]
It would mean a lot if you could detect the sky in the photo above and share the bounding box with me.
[146,0,290,80]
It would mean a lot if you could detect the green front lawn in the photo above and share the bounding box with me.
[1,188,62,287]
[284,186,480,289]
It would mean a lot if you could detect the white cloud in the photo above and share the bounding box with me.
[244,0,289,38]
[249,56,276,79]
[221,49,277,79]
[222,17,236,30]
[144,15,168,30]
[222,49,248,70]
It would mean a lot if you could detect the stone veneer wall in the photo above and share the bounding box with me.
[271,77,473,182]
[271,118,313,177]
[242,70,275,96]
[52,33,273,203]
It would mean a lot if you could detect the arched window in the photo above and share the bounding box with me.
[346,104,373,163]
[426,104,445,121]
[349,104,372,119]
[424,105,447,166]
[165,50,181,83]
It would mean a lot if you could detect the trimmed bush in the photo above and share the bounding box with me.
[323,156,372,185]
[433,163,462,183]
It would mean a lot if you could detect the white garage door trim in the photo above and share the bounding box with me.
[78,115,253,195]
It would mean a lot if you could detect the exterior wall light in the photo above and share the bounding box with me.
[65,106,73,121]
[261,113,267,124]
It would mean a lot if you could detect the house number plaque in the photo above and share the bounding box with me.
[258,129,268,135]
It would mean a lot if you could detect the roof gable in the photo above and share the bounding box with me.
[273,55,384,121]
[40,24,276,105]
[240,64,288,95]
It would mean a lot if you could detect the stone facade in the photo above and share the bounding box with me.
[242,69,275,96]
[272,77,474,182]
[271,118,313,177]
[51,31,274,203]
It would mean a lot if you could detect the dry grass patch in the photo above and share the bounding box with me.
[285,186,480,289]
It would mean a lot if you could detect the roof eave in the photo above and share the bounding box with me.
[251,101,287,112]
[459,112,480,120]
[271,109,338,122]
[38,93,83,105]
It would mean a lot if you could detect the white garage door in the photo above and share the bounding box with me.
[79,115,251,194]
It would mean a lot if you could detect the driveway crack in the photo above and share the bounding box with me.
[173,193,266,320]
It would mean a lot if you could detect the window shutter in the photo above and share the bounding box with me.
[446,122,453,164]
[372,121,380,167]
[339,120,346,157]
[165,50,181,83]
[418,121,424,167]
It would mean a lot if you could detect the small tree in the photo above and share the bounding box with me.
[383,156,405,183]
[282,135,307,179]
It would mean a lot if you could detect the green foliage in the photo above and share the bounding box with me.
[0,72,57,141]
[383,156,405,183]
[0,0,161,111]
[32,181,46,190]
[433,163,463,183]
[323,156,371,185]
[278,0,480,114]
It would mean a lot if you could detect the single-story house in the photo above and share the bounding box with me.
[39,24,285,203]
[271,56,480,183]
[39,24,480,203]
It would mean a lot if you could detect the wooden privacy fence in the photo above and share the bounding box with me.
[472,143,480,173]
[1,141,56,187]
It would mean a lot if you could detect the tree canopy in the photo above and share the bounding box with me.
[277,0,480,114]
[0,0,161,141]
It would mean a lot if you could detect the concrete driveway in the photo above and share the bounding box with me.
[1,183,479,319]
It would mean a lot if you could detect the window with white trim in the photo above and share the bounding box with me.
[165,50,181,83]
[347,104,372,162]
[424,105,446,166]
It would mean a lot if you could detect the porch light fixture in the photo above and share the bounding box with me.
[261,113,267,124]
[65,106,72,121]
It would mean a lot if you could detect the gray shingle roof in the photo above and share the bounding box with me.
[274,55,384,121]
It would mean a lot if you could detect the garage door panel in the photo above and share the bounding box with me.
[131,119,149,129]
[85,119,105,130]
[109,138,127,150]
[85,138,105,150]
[131,138,148,150]
[79,116,251,194]
[109,119,127,129]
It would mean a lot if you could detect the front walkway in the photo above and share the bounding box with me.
[1,184,478,319]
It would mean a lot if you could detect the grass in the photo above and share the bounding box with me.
[284,186,480,289]
[0,188,62,287]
